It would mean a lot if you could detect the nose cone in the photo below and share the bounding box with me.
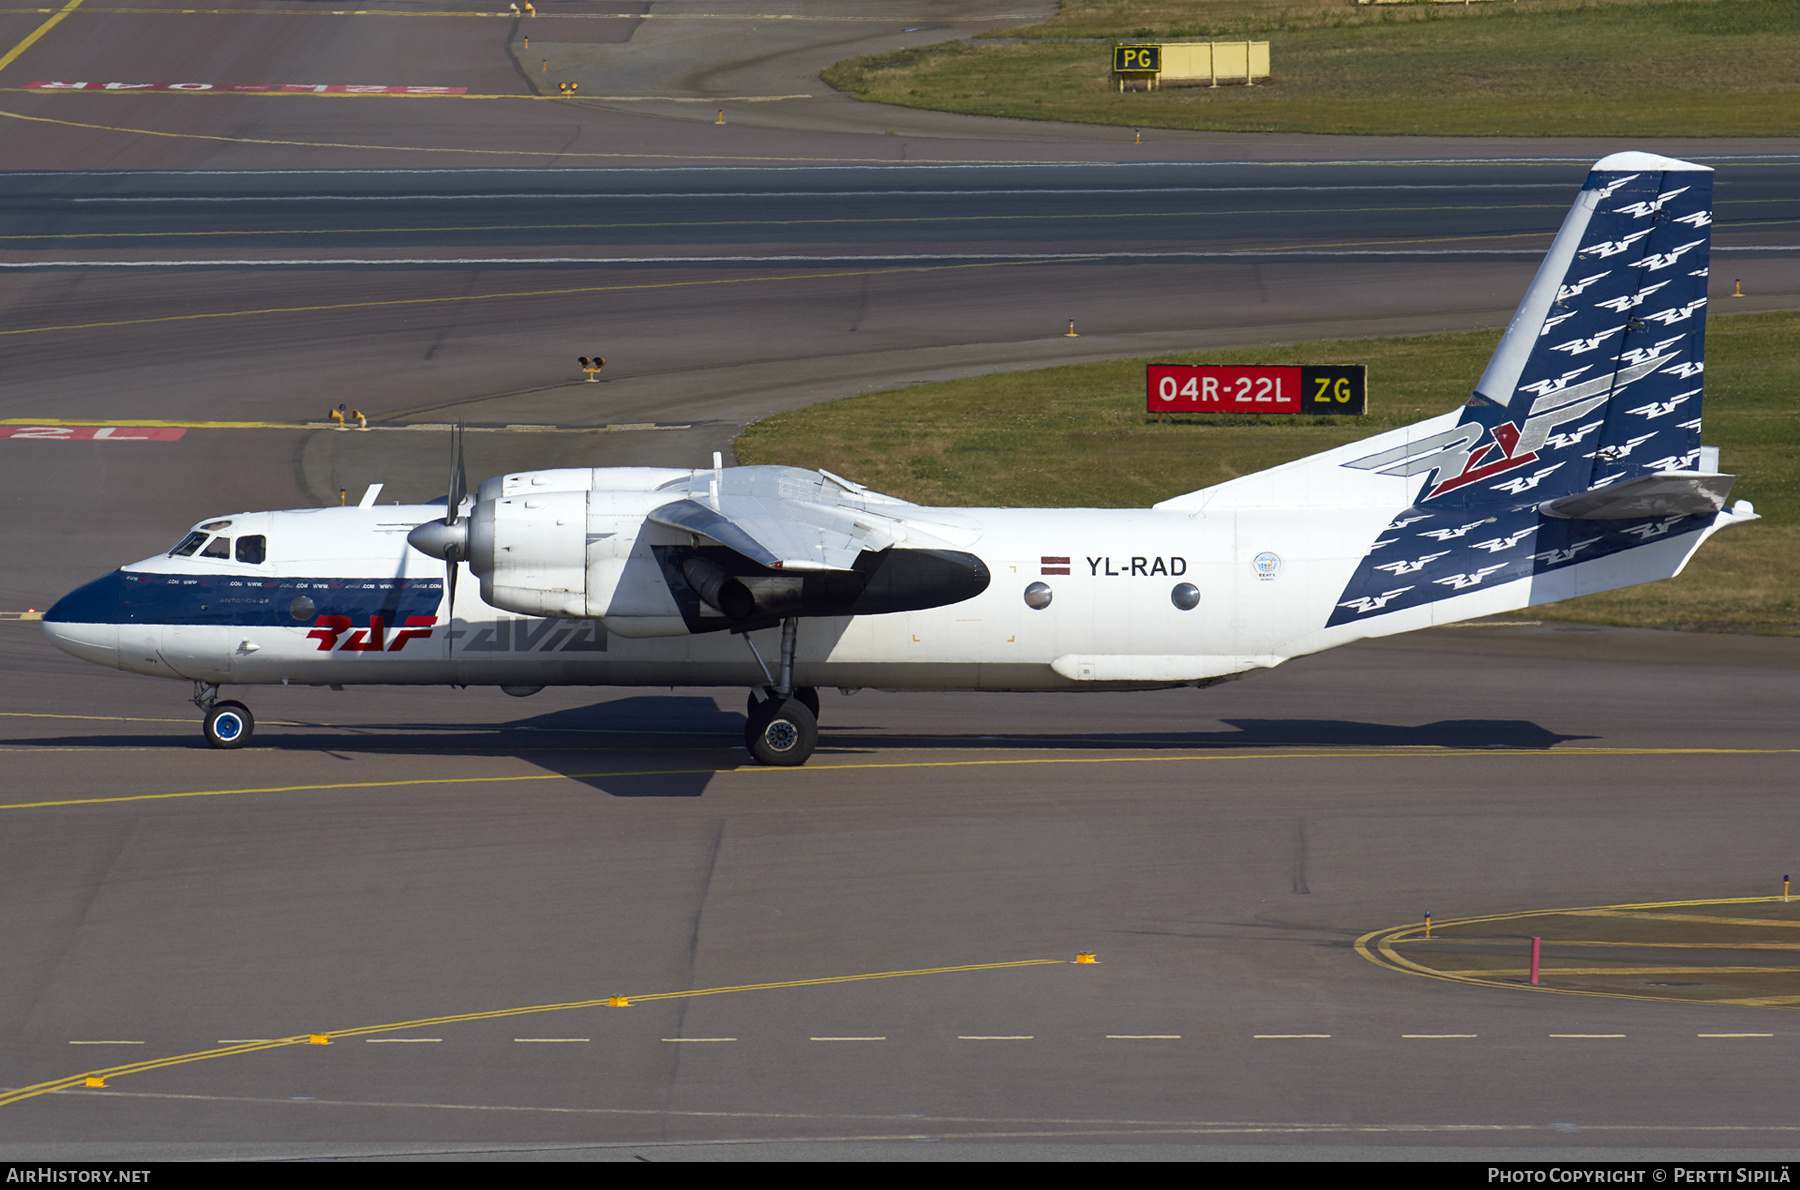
[408,518,467,562]
[42,572,125,668]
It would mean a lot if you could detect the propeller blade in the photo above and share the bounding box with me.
[447,421,467,525]
[445,557,458,657]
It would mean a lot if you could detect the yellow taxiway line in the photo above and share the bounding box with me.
[1,88,813,102]
[0,7,1005,19]
[0,258,1091,339]
[3,747,1795,813]
[0,957,1065,1108]
[0,418,687,432]
[0,0,82,75]
[1357,895,1800,1008]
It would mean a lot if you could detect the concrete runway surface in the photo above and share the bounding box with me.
[2,0,1800,1162]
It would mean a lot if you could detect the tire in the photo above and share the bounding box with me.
[203,700,254,749]
[748,685,820,719]
[743,696,817,767]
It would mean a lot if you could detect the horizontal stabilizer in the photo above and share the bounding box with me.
[1539,471,1735,520]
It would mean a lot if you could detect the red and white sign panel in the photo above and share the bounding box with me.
[24,82,468,95]
[0,426,186,441]
[1149,365,1303,413]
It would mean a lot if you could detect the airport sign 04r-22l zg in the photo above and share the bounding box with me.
[1146,364,1367,416]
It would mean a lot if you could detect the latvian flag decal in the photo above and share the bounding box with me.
[1041,556,1070,575]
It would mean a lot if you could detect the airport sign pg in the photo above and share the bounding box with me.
[1147,364,1367,415]
[1113,45,1161,73]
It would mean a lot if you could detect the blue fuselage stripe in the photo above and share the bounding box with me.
[44,570,443,627]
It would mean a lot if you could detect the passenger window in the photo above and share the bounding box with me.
[170,531,207,557]
[236,535,266,564]
[202,536,230,559]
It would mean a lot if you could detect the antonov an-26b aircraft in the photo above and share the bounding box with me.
[44,153,1756,766]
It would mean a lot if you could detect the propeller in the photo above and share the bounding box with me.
[406,422,470,651]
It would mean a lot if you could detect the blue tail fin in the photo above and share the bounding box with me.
[1349,151,1713,507]
[1326,152,1721,628]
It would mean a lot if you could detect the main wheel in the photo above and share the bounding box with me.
[744,696,817,767]
[747,686,820,719]
[203,700,254,749]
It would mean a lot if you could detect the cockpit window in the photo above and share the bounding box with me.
[169,531,207,557]
[235,535,266,564]
[201,536,231,559]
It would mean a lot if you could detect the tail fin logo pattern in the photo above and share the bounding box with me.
[1328,154,1716,628]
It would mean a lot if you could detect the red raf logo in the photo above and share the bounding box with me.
[305,615,437,652]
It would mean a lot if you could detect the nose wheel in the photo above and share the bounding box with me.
[193,683,254,749]
[202,700,254,749]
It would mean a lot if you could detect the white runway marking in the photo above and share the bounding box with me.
[73,184,1573,202]
[3,247,1790,270]
[10,156,1798,180]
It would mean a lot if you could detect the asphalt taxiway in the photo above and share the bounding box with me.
[3,0,1800,1161]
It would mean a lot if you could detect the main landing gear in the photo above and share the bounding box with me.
[194,682,254,750]
[741,618,818,766]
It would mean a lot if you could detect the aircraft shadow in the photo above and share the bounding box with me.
[10,701,1593,800]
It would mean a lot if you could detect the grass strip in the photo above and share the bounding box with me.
[824,0,1800,138]
[736,309,1799,635]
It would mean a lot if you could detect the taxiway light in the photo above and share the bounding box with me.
[308,1034,331,1045]
[85,1077,106,1088]
[1734,278,1746,298]
[716,109,725,125]
[1075,953,1097,964]
[607,996,630,1007]
[1064,318,1078,338]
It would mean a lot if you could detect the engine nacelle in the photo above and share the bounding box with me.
[414,466,989,638]
[469,488,691,635]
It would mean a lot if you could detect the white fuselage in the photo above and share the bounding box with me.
[47,497,1432,693]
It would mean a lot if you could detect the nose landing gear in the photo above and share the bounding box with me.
[194,682,255,749]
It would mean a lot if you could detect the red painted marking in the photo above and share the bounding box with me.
[24,82,468,95]
[339,616,391,652]
[306,615,353,652]
[1148,365,1303,414]
[0,426,186,441]
[388,615,438,652]
[1426,421,1538,499]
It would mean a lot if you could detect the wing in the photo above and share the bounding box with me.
[646,465,916,571]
